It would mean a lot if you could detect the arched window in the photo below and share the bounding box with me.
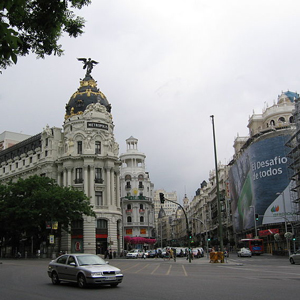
[290,116,294,123]
[125,175,131,181]
[127,204,132,210]
[138,174,144,181]
[127,216,132,223]
[279,117,285,123]
[270,120,275,126]
[140,204,144,210]
[140,216,144,223]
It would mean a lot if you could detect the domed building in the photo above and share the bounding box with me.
[0,60,122,257]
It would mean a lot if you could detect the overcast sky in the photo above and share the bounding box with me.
[1,0,300,201]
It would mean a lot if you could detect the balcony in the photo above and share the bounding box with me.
[74,178,83,184]
[125,184,131,190]
[138,184,144,189]
[139,209,145,214]
[126,209,132,214]
[95,178,104,184]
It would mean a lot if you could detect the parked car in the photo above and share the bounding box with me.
[237,247,252,257]
[47,253,123,288]
[147,250,157,258]
[126,249,146,258]
[290,249,300,264]
[192,248,204,258]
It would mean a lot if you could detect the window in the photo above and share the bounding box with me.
[126,182,131,189]
[46,138,49,147]
[2,167,5,173]
[140,204,144,210]
[75,168,83,183]
[95,141,101,154]
[125,175,131,181]
[45,151,48,157]
[95,192,103,206]
[97,219,107,229]
[127,216,132,223]
[71,219,83,229]
[77,141,82,154]
[15,162,18,168]
[140,216,144,223]
[127,204,132,210]
[95,168,103,183]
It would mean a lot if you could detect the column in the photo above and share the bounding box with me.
[106,168,111,206]
[84,165,89,197]
[110,169,114,206]
[89,166,95,207]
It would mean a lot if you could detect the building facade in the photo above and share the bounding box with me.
[119,136,155,249]
[0,64,122,257]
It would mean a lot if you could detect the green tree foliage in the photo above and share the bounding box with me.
[0,175,96,248]
[0,0,91,71]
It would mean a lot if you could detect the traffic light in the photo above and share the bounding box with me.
[255,213,259,221]
[293,235,296,241]
[159,192,165,204]
[188,231,192,239]
[207,238,211,241]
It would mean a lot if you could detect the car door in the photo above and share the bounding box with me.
[294,250,300,264]
[63,255,78,282]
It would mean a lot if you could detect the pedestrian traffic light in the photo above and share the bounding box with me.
[159,192,165,204]
[255,213,259,221]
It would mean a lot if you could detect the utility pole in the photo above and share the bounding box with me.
[210,115,224,252]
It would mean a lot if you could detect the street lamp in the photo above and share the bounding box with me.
[249,205,258,238]
[276,192,290,255]
[193,217,209,259]
[210,115,224,252]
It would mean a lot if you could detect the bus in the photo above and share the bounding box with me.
[239,239,264,255]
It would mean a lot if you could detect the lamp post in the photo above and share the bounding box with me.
[276,192,289,255]
[249,205,258,238]
[193,217,209,259]
[210,115,224,252]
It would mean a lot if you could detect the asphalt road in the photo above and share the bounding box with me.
[0,255,299,300]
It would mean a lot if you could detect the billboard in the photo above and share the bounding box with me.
[229,132,297,232]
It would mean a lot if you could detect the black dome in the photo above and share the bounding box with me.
[65,74,111,119]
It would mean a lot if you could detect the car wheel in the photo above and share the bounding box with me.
[110,283,119,287]
[290,258,295,264]
[77,274,87,288]
[51,272,60,285]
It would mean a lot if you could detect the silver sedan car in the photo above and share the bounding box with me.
[48,253,123,288]
[290,250,300,264]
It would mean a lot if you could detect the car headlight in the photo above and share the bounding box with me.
[91,272,103,277]
[115,270,121,275]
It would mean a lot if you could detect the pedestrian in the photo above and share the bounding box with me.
[172,248,176,262]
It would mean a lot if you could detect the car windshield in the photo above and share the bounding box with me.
[76,255,106,266]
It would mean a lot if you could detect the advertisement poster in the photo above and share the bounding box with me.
[229,133,296,232]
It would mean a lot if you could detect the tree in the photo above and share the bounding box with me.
[0,175,96,255]
[0,0,91,71]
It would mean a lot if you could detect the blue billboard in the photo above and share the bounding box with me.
[229,132,296,232]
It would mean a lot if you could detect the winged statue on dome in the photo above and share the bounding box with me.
[77,58,98,76]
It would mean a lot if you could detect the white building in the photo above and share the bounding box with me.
[0,63,122,256]
[120,136,155,248]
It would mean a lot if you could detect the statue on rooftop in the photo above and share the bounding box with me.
[77,58,99,76]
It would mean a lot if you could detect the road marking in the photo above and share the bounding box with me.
[182,265,188,276]
[122,263,140,271]
[166,265,172,275]
[151,264,160,275]
[135,263,150,273]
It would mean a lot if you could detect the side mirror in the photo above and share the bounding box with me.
[69,262,76,266]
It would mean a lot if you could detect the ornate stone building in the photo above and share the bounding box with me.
[0,62,122,256]
[119,136,155,249]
